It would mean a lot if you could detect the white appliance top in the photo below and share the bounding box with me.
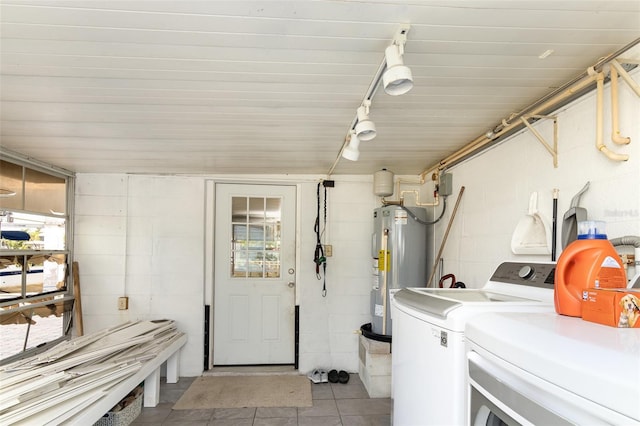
[392,262,556,330]
[466,312,640,422]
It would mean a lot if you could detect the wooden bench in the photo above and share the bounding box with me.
[70,334,187,424]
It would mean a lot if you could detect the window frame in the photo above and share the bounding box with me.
[0,151,75,361]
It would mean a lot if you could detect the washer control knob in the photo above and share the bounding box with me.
[518,265,534,280]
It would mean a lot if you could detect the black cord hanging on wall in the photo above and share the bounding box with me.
[314,180,334,296]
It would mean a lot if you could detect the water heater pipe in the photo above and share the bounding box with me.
[384,174,441,207]
[381,228,389,335]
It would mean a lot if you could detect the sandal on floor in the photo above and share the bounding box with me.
[307,369,323,384]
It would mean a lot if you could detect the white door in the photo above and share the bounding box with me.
[214,183,296,365]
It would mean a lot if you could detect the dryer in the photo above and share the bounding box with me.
[466,311,640,425]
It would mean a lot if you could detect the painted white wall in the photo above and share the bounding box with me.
[297,179,378,373]
[74,174,128,331]
[430,69,640,288]
[75,175,205,376]
[75,174,377,376]
[73,69,639,377]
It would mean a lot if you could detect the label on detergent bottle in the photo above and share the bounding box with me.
[601,256,622,268]
[597,258,626,288]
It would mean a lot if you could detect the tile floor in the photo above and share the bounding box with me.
[131,373,391,426]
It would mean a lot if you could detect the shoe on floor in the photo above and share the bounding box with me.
[307,369,322,384]
[307,369,330,384]
[338,370,350,384]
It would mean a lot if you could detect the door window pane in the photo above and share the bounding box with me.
[248,197,264,223]
[265,198,281,223]
[231,198,247,222]
[230,196,282,279]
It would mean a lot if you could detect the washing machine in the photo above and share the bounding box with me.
[466,311,640,425]
[390,261,556,426]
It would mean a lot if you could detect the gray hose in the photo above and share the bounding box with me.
[610,236,640,248]
[398,196,447,226]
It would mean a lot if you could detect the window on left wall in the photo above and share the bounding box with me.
[0,157,74,362]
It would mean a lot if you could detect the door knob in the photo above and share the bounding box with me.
[287,281,295,288]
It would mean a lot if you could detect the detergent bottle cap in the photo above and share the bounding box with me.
[577,220,607,240]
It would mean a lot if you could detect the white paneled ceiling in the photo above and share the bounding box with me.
[1,1,639,175]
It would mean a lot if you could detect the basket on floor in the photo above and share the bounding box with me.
[93,386,143,426]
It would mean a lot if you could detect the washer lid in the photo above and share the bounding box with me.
[393,288,534,319]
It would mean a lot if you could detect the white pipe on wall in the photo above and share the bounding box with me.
[420,38,640,178]
[420,71,598,179]
[592,69,629,162]
[610,65,631,145]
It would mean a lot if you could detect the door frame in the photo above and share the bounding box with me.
[204,180,302,370]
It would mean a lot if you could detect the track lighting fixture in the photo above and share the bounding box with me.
[327,24,412,175]
[383,31,413,96]
[342,132,360,161]
[354,101,376,141]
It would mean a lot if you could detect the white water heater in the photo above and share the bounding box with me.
[371,205,429,336]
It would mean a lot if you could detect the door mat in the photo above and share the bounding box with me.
[172,375,312,409]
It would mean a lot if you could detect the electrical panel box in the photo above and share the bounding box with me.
[439,173,453,196]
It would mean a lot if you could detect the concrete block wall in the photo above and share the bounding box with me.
[126,175,205,377]
[297,179,378,374]
[75,174,205,377]
[74,174,129,331]
[75,174,377,376]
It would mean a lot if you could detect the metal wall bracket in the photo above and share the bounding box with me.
[520,115,558,168]
[610,58,640,97]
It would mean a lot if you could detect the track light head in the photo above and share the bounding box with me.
[383,44,413,96]
[354,104,377,141]
[342,132,361,161]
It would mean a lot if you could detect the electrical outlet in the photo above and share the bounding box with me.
[324,244,333,257]
[118,297,129,310]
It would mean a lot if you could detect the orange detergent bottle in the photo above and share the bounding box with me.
[555,221,627,317]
